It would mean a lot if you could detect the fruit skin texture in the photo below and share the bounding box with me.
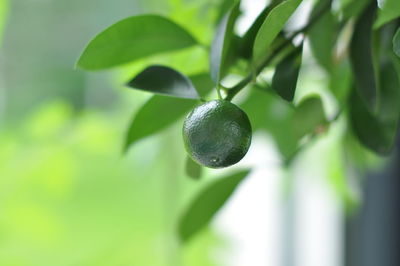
[183,100,252,168]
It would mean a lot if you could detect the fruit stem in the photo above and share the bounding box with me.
[224,0,332,101]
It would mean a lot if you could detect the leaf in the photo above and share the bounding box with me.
[252,0,302,67]
[308,0,336,73]
[124,96,196,152]
[349,20,400,155]
[127,65,199,99]
[210,1,241,83]
[378,60,400,123]
[241,88,298,158]
[393,27,400,58]
[375,0,400,28]
[341,0,370,19]
[178,170,249,242]
[239,0,281,59]
[189,73,215,99]
[349,3,378,112]
[292,95,327,140]
[77,15,197,70]
[349,88,397,156]
[215,0,236,24]
[271,46,303,101]
[185,156,203,180]
[329,59,352,105]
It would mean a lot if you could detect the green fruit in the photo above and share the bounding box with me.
[183,100,252,168]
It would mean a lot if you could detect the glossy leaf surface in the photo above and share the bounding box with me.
[252,0,302,67]
[78,15,197,70]
[124,96,196,152]
[210,1,241,82]
[375,0,400,28]
[308,0,336,72]
[350,4,378,111]
[271,46,303,101]
[127,65,199,99]
[178,170,249,242]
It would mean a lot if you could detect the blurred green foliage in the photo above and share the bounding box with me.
[0,0,228,265]
[0,0,7,42]
[0,101,221,266]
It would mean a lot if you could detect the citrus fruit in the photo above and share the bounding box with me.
[183,100,252,168]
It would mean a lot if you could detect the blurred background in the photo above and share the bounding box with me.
[0,0,399,265]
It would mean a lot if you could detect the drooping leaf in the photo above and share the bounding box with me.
[350,3,378,112]
[308,0,336,73]
[350,20,400,155]
[127,65,199,99]
[375,0,400,28]
[185,156,203,180]
[349,88,397,156]
[77,15,197,70]
[189,73,216,99]
[393,28,400,57]
[239,0,282,59]
[178,170,249,242]
[271,45,303,101]
[378,59,400,123]
[210,1,241,83]
[376,23,400,122]
[252,0,302,67]
[124,96,196,152]
[292,95,327,140]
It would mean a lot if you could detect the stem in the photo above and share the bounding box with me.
[224,1,332,101]
[224,75,253,101]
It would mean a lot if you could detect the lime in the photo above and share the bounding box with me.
[183,100,252,168]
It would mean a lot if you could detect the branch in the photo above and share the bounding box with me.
[224,1,332,101]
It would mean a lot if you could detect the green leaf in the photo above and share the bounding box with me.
[329,59,352,105]
[215,0,236,24]
[375,0,400,28]
[185,156,203,180]
[341,0,370,19]
[349,88,397,156]
[239,0,282,59]
[308,0,336,73]
[127,65,199,99]
[350,20,400,155]
[271,46,303,101]
[241,88,297,158]
[178,170,249,242]
[393,28,400,57]
[77,15,197,70]
[210,1,241,83]
[124,96,196,152]
[350,4,378,112]
[292,95,327,139]
[189,73,215,99]
[378,62,400,123]
[252,0,302,67]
